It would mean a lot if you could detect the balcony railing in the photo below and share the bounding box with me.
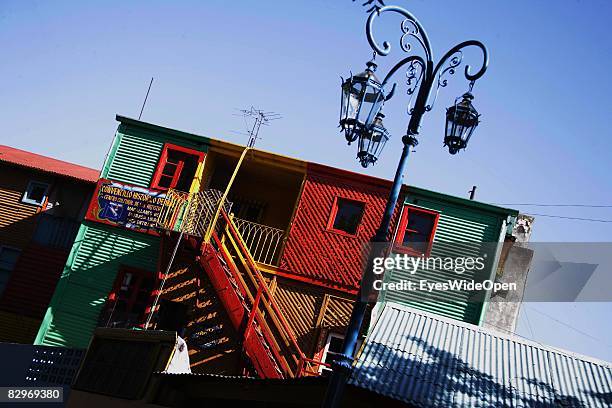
[232,218,284,265]
[157,189,285,266]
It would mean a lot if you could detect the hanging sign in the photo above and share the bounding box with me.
[85,179,166,235]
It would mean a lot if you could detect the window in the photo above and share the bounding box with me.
[151,144,205,192]
[22,181,50,206]
[98,267,154,329]
[0,246,21,296]
[395,205,439,255]
[327,197,365,236]
[230,195,266,223]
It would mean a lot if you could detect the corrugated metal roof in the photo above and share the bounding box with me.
[0,145,99,182]
[350,303,612,407]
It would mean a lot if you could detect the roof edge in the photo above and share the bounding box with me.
[379,301,612,368]
[115,115,518,218]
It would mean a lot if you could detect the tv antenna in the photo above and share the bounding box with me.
[233,106,282,147]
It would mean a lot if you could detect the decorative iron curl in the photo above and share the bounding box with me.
[424,41,488,111]
[405,59,424,96]
[424,51,462,111]
[366,5,432,62]
[360,4,488,128]
[379,56,425,115]
[433,40,488,82]
[437,51,463,89]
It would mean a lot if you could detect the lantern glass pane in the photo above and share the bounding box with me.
[445,116,455,138]
[361,83,384,126]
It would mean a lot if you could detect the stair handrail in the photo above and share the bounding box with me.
[221,210,304,353]
[217,209,335,377]
[210,231,294,376]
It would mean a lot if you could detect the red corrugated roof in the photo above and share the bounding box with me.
[0,145,99,182]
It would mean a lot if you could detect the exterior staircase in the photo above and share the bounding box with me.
[157,189,320,378]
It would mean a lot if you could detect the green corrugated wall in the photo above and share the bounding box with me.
[105,132,164,186]
[381,194,506,325]
[35,222,160,348]
[34,119,210,348]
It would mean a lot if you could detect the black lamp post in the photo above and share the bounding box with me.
[323,4,488,407]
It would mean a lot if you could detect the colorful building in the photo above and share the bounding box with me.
[34,115,520,379]
[0,145,98,343]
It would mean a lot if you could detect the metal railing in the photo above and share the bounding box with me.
[157,189,284,266]
[156,189,232,238]
[232,218,284,265]
[156,189,189,233]
[212,210,326,377]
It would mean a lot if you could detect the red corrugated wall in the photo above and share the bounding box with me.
[279,163,403,290]
[0,243,69,319]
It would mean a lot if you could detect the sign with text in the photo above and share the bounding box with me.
[86,179,166,235]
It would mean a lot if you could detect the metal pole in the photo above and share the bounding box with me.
[138,77,154,120]
[469,185,477,200]
[204,147,250,243]
[322,137,417,408]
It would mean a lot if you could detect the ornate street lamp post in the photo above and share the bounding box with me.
[324,4,488,407]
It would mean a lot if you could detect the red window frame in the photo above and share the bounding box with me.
[326,196,366,237]
[394,205,440,256]
[150,143,205,191]
[101,266,154,328]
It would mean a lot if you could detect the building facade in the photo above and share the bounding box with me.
[0,145,98,343]
[34,116,521,379]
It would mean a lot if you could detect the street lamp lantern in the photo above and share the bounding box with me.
[340,61,386,144]
[444,91,480,154]
[357,112,389,167]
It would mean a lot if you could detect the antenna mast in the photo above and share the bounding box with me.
[138,77,154,120]
[234,106,282,147]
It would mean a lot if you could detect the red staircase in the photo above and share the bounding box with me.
[198,210,321,378]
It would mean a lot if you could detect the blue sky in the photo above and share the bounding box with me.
[1,1,611,361]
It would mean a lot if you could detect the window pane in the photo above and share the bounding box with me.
[157,175,174,189]
[332,199,365,235]
[23,181,49,205]
[154,148,201,192]
[99,269,153,329]
[162,162,179,176]
[29,185,47,203]
[174,153,199,192]
[401,210,436,253]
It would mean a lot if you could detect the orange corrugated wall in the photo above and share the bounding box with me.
[0,243,69,319]
[279,163,404,290]
[0,165,44,249]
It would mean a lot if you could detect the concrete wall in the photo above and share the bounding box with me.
[483,243,534,333]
